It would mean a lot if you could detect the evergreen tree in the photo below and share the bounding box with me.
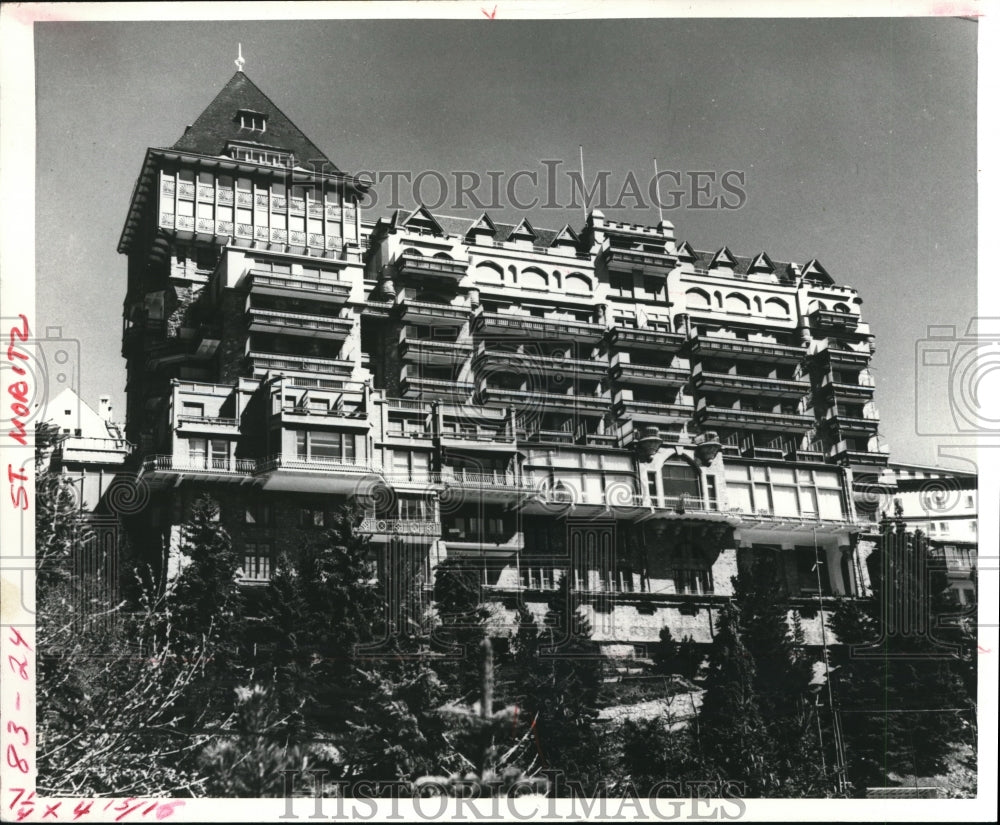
[432,556,490,699]
[256,504,384,736]
[517,577,605,789]
[829,519,975,794]
[696,603,774,796]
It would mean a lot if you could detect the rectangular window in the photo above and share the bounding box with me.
[188,438,207,467]
[243,543,272,581]
[795,546,831,595]
[675,568,713,595]
[299,508,325,528]
[210,440,228,470]
[245,501,272,526]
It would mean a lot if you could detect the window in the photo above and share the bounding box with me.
[187,438,229,469]
[245,501,272,526]
[795,546,831,595]
[299,507,325,528]
[646,470,658,503]
[295,430,356,463]
[242,543,272,581]
[181,402,205,419]
[238,110,267,132]
[939,521,950,534]
[661,461,700,503]
[965,494,974,509]
[675,568,713,595]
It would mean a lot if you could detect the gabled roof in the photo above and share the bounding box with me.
[170,71,337,170]
[801,258,834,285]
[748,251,775,273]
[467,212,497,237]
[675,241,698,262]
[507,218,538,241]
[551,224,580,246]
[400,205,444,235]
[709,246,737,269]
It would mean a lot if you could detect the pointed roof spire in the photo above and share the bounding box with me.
[235,43,245,73]
[170,71,337,169]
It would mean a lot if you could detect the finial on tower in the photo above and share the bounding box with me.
[235,43,245,73]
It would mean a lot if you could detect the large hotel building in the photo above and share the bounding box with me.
[116,70,895,654]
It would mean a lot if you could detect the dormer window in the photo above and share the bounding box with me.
[237,109,267,132]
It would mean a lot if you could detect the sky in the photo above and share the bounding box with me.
[32,15,978,468]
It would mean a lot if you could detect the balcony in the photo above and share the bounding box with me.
[696,405,815,433]
[831,447,890,468]
[806,347,872,368]
[176,415,241,435]
[439,428,517,451]
[256,454,382,493]
[809,309,860,333]
[358,517,442,541]
[140,454,258,483]
[396,253,467,282]
[687,336,805,364]
[818,377,875,402]
[609,359,689,387]
[823,412,879,436]
[472,349,607,380]
[399,338,472,366]
[247,308,352,340]
[54,437,132,466]
[272,403,369,429]
[602,248,675,273]
[247,270,352,305]
[613,393,693,425]
[479,386,610,417]
[397,297,470,326]
[443,469,535,493]
[247,351,354,378]
[693,371,808,399]
[400,375,474,401]
[473,312,605,343]
[606,326,686,352]
[146,333,219,368]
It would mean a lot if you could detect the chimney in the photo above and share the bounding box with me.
[99,395,113,422]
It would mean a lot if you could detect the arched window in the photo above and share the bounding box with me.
[661,459,701,503]
[475,261,503,283]
[832,302,851,314]
[764,297,790,317]
[565,272,592,294]
[686,288,711,309]
[725,292,751,313]
[520,267,548,290]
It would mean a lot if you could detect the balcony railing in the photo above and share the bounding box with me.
[397,254,468,281]
[400,376,474,399]
[687,336,805,363]
[810,309,860,332]
[142,455,256,475]
[358,517,442,537]
[399,339,473,363]
[807,347,871,367]
[473,312,605,342]
[247,270,352,303]
[696,405,815,432]
[398,298,470,325]
[275,404,367,421]
[439,429,517,446]
[609,360,689,386]
[472,349,607,379]
[247,308,352,339]
[602,248,675,271]
[824,413,879,433]
[256,454,378,474]
[176,415,240,428]
[479,386,610,415]
[607,326,686,351]
[443,470,535,491]
[694,371,808,398]
[613,396,693,423]
[247,351,354,377]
